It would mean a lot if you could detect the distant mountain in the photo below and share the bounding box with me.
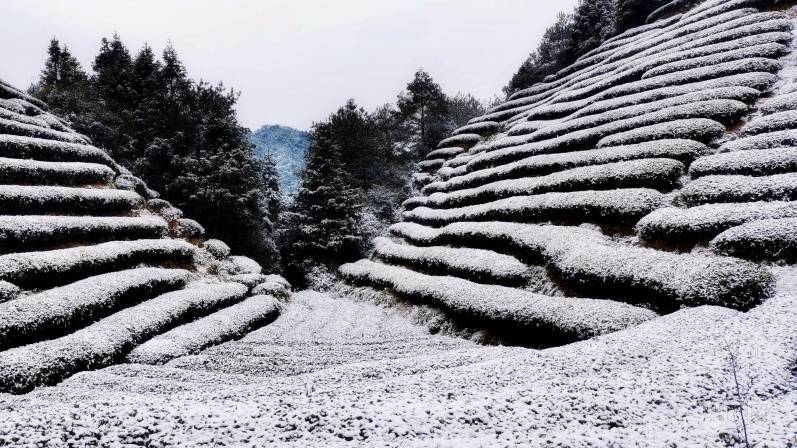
[249,124,310,197]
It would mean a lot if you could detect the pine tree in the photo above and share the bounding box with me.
[396,69,449,155]
[93,34,134,110]
[446,93,487,128]
[279,128,364,286]
[615,0,669,33]
[260,152,282,232]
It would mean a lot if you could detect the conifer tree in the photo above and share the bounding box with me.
[279,128,363,286]
[396,69,449,155]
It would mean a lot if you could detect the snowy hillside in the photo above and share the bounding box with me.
[248,124,309,196]
[0,0,796,445]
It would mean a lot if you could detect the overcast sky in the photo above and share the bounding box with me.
[0,0,576,130]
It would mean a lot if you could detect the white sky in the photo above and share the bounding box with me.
[0,0,576,130]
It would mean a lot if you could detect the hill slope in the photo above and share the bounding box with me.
[0,0,795,445]
[248,124,309,196]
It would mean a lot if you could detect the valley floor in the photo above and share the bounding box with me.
[0,280,795,447]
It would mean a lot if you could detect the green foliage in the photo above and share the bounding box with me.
[397,69,450,156]
[615,0,670,33]
[505,0,616,95]
[30,36,279,269]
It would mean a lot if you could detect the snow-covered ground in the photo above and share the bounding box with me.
[0,285,794,446]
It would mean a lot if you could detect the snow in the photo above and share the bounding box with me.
[436,134,481,149]
[533,88,758,143]
[202,239,231,260]
[426,146,465,160]
[127,294,280,365]
[404,188,665,226]
[252,274,291,300]
[720,129,797,151]
[0,156,115,186]
[373,236,530,285]
[340,259,657,340]
[418,158,444,171]
[679,172,797,205]
[642,43,788,79]
[0,267,189,351]
[760,91,797,114]
[0,185,142,216]
[0,135,117,168]
[0,281,18,303]
[451,121,499,136]
[420,158,683,209]
[711,217,797,262]
[0,215,167,253]
[389,220,770,310]
[689,147,797,177]
[596,118,726,147]
[425,140,706,194]
[0,117,88,145]
[218,255,263,276]
[0,281,246,394]
[173,218,205,239]
[0,238,196,288]
[740,109,797,136]
[636,201,797,243]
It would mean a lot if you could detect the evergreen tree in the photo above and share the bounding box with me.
[279,132,363,286]
[260,152,282,232]
[33,39,89,114]
[504,0,617,95]
[615,0,669,33]
[93,34,134,110]
[396,69,449,155]
[446,92,487,128]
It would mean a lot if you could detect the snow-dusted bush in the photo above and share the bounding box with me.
[507,120,557,137]
[390,220,770,309]
[534,88,757,142]
[228,273,266,288]
[373,237,529,285]
[720,129,797,152]
[0,239,196,288]
[489,99,745,151]
[0,81,47,109]
[643,43,787,79]
[424,159,683,208]
[0,281,19,303]
[173,218,205,239]
[426,146,465,159]
[114,173,158,199]
[636,201,797,242]
[340,259,656,341]
[418,159,445,171]
[679,173,797,205]
[599,58,781,101]
[0,157,114,186]
[218,255,262,276]
[0,267,189,350]
[0,215,167,253]
[0,185,142,215]
[0,117,87,144]
[0,135,116,167]
[553,243,772,310]
[426,140,705,194]
[572,73,775,120]
[203,239,231,260]
[760,92,797,115]
[689,148,797,178]
[710,218,797,262]
[437,134,481,149]
[452,121,500,136]
[740,110,797,136]
[404,189,665,226]
[411,172,435,189]
[147,198,183,221]
[252,274,291,300]
[0,281,246,393]
[126,294,280,365]
[597,118,726,147]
